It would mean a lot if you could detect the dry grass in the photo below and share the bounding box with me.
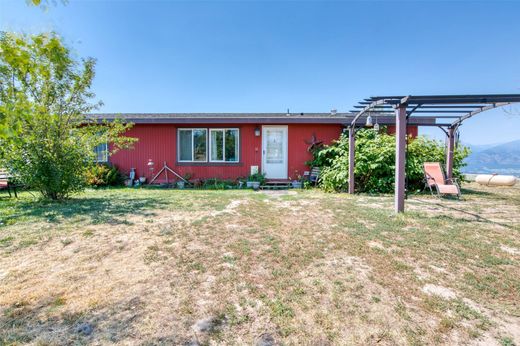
[0,183,519,345]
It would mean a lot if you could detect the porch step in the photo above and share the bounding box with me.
[260,180,291,190]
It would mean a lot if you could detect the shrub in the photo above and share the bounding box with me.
[201,178,238,190]
[313,129,470,193]
[247,173,266,185]
[85,163,126,187]
[0,32,135,200]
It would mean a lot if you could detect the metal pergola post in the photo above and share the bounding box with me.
[395,103,407,213]
[446,126,456,180]
[348,126,355,194]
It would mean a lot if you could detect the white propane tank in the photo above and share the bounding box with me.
[475,174,517,187]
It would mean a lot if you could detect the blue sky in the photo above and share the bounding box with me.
[2,0,520,145]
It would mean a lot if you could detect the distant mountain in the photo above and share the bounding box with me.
[463,140,520,176]
[464,143,502,153]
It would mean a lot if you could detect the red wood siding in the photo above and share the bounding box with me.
[109,124,176,182]
[110,123,342,182]
[387,125,418,138]
[287,124,342,179]
[109,123,418,182]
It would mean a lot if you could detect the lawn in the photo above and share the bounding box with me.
[0,183,519,345]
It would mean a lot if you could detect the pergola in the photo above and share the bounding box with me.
[347,94,520,213]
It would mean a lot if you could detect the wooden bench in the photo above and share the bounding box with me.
[0,170,17,198]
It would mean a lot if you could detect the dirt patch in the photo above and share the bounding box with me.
[211,199,248,216]
[500,245,520,256]
[368,240,386,250]
[422,284,457,300]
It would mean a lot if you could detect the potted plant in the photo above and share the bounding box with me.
[177,173,192,189]
[291,175,302,189]
[246,172,265,190]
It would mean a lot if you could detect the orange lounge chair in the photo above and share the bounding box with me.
[0,170,16,198]
[423,162,461,198]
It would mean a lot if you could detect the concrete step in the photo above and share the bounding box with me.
[259,184,291,190]
[259,179,292,190]
[265,180,291,185]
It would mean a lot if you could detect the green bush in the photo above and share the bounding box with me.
[201,178,238,190]
[312,129,469,193]
[85,163,126,187]
[247,172,266,185]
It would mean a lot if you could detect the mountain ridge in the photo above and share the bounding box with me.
[463,139,520,175]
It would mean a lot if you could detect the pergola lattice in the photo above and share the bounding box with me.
[348,94,520,213]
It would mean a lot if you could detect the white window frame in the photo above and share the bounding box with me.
[94,142,108,163]
[177,128,208,162]
[209,128,240,163]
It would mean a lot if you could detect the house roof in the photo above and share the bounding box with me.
[88,113,438,126]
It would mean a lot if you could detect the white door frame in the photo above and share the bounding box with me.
[262,125,288,179]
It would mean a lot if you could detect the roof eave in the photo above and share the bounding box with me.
[88,115,436,126]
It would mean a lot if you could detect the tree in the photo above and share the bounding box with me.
[27,0,67,10]
[0,32,135,200]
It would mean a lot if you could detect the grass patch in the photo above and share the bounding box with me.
[0,183,519,344]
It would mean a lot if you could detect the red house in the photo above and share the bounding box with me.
[91,113,419,183]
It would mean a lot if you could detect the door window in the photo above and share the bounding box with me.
[265,129,284,164]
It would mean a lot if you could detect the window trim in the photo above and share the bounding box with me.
[177,128,208,163]
[94,142,109,163]
[209,128,240,163]
[177,127,241,165]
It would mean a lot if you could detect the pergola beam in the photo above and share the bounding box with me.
[355,105,491,109]
[451,102,511,127]
[368,94,520,101]
[350,110,472,114]
[349,99,388,127]
[349,93,520,214]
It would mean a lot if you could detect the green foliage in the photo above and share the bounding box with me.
[85,163,126,187]
[201,178,238,190]
[313,129,470,193]
[500,337,515,346]
[247,172,266,184]
[0,32,136,200]
[27,0,68,10]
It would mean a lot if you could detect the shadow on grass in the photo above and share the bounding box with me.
[0,295,181,345]
[410,198,516,230]
[409,185,518,200]
[461,186,520,204]
[0,194,169,226]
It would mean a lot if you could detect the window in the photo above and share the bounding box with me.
[210,129,239,162]
[177,128,239,163]
[94,143,108,162]
[178,129,207,162]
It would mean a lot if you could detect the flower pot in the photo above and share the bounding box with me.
[177,181,185,189]
[292,181,302,189]
[247,181,260,190]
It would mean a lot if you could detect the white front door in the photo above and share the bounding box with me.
[262,125,288,179]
